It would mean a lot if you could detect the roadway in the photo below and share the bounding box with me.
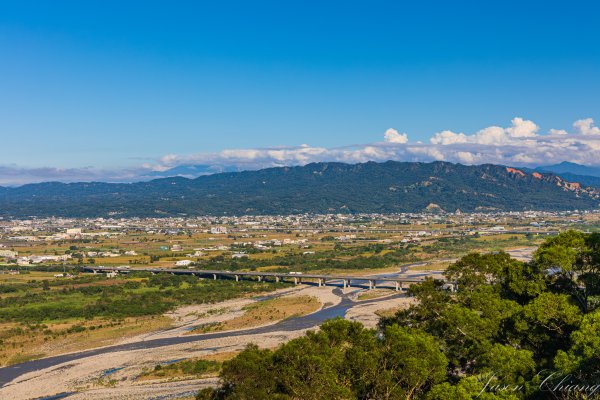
[83,266,435,291]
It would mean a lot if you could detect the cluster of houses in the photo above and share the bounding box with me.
[0,249,18,258]
[0,247,75,265]
[17,254,72,265]
[233,238,309,250]
[85,250,137,257]
[0,210,597,271]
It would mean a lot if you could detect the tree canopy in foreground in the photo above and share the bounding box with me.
[198,231,600,399]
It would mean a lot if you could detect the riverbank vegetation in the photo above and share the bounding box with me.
[1,230,540,276]
[187,234,539,274]
[0,273,288,366]
[190,295,321,334]
[140,358,221,381]
[198,231,600,399]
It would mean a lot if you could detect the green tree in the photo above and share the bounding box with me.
[379,324,447,399]
[515,292,582,363]
[217,344,280,399]
[477,344,535,385]
[534,230,597,312]
[554,309,600,380]
[427,376,521,400]
[200,233,600,400]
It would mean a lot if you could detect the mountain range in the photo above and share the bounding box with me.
[535,161,600,177]
[0,161,598,217]
[531,162,600,187]
[143,161,600,188]
[144,164,241,178]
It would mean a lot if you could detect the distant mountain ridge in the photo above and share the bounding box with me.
[531,162,600,188]
[0,161,598,217]
[535,161,600,178]
[144,164,241,178]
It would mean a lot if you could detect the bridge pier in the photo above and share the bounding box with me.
[83,269,435,295]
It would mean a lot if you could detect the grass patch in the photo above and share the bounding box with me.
[0,315,172,367]
[139,358,220,381]
[357,289,394,301]
[6,352,46,365]
[190,295,321,333]
[374,307,401,318]
[408,261,451,271]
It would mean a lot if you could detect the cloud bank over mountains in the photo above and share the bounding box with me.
[0,165,145,186]
[3,117,600,185]
[150,117,600,173]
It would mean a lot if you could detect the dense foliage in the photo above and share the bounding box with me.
[199,231,600,399]
[0,274,287,323]
[150,358,220,378]
[196,244,418,272]
[0,161,597,217]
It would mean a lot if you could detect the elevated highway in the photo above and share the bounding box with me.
[82,266,452,291]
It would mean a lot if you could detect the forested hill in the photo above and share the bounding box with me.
[0,161,598,217]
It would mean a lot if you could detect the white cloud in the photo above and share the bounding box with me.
[456,151,478,164]
[0,165,143,186]
[5,117,600,185]
[126,117,600,178]
[407,146,445,161]
[505,117,539,138]
[383,128,408,143]
[430,130,468,145]
[511,153,536,163]
[429,117,540,147]
[159,153,179,164]
[574,118,600,135]
[549,128,568,135]
[472,126,509,145]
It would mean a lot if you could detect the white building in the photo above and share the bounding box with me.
[0,250,17,258]
[66,228,82,236]
[210,226,228,234]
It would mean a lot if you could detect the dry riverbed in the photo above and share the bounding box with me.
[0,284,413,399]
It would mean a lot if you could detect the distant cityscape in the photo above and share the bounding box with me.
[0,210,596,268]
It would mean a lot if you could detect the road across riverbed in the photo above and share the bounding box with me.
[0,249,535,390]
[83,266,439,291]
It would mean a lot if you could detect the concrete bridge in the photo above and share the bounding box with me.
[82,266,449,291]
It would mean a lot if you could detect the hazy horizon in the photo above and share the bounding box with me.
[2,1,600,184]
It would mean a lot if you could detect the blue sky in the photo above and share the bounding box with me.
[1,1,600,183]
